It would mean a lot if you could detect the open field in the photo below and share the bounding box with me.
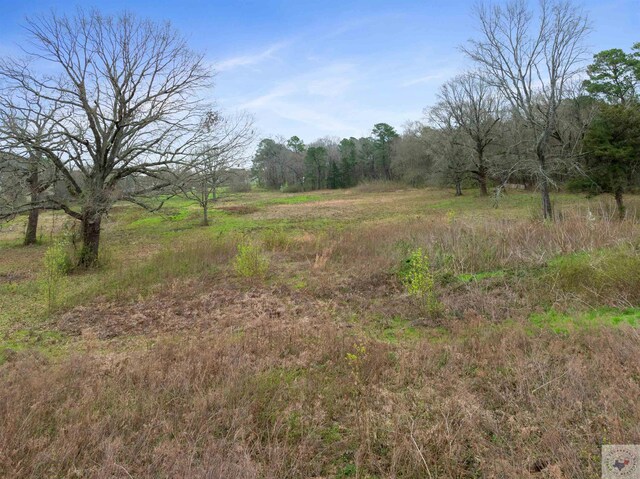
[1,187,640,478]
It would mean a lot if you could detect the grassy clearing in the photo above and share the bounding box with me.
[1,187,639,477]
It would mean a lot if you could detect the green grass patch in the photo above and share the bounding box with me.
[254,194,323,206]
[0,329,69,364]
[373,315,423,343]
[457,270,506,283]
[529,307,640,333]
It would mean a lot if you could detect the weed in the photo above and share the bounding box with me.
[261,227,290,251]
[549,247,640,305]
[399,248,442,316]
[42,239,71,313]
[233,241,270,278]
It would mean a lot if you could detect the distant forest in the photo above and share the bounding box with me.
[252,38,640,220]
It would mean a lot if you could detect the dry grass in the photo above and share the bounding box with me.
[326,213,639,275]
[1,189,640,478]
[351,180,410,193]
[1,311,638,478]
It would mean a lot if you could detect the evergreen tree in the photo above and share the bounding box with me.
[583,103,640,219]
[371,123,399,180]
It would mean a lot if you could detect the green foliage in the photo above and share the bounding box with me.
[233,241,269,278]
[345,341,367,392]
[286,135,305,153]
[42,239,71,313]
[336,463,357,478]
[339,137,358,187]
[0,329,67,365]
[399,248,441,315]
[304,146,328,190]
[326,160,342,189]
[371,123,399,180]
[583,47,639,104]
[583,103,640,216]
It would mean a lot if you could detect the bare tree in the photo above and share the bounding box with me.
[432,72,502,196]
[434,128,472,196]
[180,112,254,226]
[463,0,590,218]
[0,9,212,266]
[0,88,62,245]
[391,121,436,187]
[427,105,472,196]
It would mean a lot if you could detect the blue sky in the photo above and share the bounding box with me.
[0,0,638,143]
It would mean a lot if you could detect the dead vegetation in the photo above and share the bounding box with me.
[2,314,638,478]
[1,189,640,478]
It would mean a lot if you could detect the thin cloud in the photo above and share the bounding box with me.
[239,62,357,109]
[216,42,289,72]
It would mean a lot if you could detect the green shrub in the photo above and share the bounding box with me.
[399,248,441,316]
[42,239,71,313]
[233,242,269,278]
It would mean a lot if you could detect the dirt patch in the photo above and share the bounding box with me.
[217,205,260,215]
[57,280,336,339]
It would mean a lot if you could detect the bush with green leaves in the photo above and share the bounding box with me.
[233,241,269,278]
[399,248,441,316]
[42,239,71,313]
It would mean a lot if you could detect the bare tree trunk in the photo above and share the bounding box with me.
[201,182,210,226]
[79,210,102,267]
[615,187,625,220]
[477,160,488,196]
[476,143,489,196]
[202,202,209,226]
[24,209,39,245]
[540,177,553,220]
[455,181,463,196]
[24,168,39,245]
[537,139,553,220]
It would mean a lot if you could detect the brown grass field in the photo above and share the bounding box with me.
[1,186,639,478]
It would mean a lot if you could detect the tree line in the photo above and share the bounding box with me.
[251,123,398,192]
[251,0,640,221]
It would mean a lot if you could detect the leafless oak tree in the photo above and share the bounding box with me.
[432,72,502,196]
[180,111,254,226]
[0,9,212,265]
[0,88,61,244]
[463,0,590,218]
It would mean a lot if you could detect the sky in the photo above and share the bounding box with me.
[0,0,638,144]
